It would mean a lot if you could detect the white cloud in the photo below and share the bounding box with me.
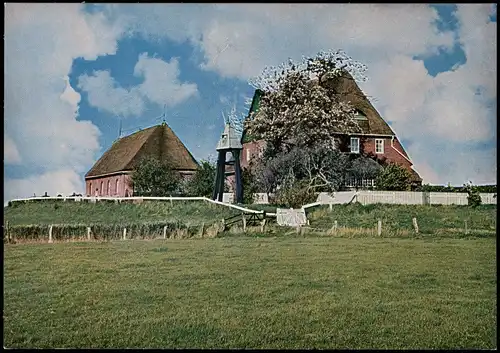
[77,53,198,116]
[4,3,122,202]
[4,135,22,165]
[78,70,145,117]
[4,169,85,203]
[60,76,81,112]
[108,4,455,79]
[134,53,198,106]
[4,3,496,201]
[103,3,495,185]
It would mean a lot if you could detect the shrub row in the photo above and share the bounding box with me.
[4,221,218,242]
[415,184,497,193]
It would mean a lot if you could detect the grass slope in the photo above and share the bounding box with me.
[4,237,496,349]
[307,204,496,236]
[4,200,241,226]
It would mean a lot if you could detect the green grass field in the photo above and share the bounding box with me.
[4,200,241,226]
[3,237,497,349]
[307,203,497,236]
[4,201,496,234]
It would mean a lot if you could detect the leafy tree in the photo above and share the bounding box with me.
[375,163,411,191]
[463,181,482,207]
[183,160,217,197]
[275,179,316,209]
[246,50,368,153]
[252,145,353,194]
[130,157,181,196]
[241,167,258,204]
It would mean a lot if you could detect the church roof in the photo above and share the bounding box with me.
[85,123,198,179]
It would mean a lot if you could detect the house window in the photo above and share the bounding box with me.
[116,179,119,195]
[107,181,110,196]
[246,150,251,162]
[89,182,92,195]
[354,110,367,120]
[100,181,103,195]
[350,137,360,154]
[375,139,384,154]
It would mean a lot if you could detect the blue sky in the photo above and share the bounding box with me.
[4,4,497,201]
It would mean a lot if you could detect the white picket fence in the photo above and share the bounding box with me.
[8,195,276,216]
[7,191,496,210]
[317,191,497,206]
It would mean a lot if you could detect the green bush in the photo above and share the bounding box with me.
[463,181,482,208]
[375,163,411,191]
[417,183,497,193]
[183,160,216,197]
[242,168,258,204]
[275,180,316,208]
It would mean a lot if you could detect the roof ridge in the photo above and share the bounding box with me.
[161,123,198,168]
[123,125,163,170]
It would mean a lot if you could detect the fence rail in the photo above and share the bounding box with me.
[7,196,272,216]
[7,191,497,211]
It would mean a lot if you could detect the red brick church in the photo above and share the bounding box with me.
[239,73,422,189]
[85,122,198,197]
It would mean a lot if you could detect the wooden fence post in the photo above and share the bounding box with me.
[6,221,9,243]
[242,214,247,233]
[329,203,333,212]
[170,196,173,206]
[221,218,226,232]
[465,220,469,235]
[412,217,419,234]
[163,225,168,239]
[123,228,127,240]
[377,220,382,237]
[260,219,266,233]
[87,227,91,241]
[334,220,338,234]
[49,225,53,243]
[200,222,205,237]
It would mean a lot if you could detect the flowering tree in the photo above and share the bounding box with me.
[245,50,369,151]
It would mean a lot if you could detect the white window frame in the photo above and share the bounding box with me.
[354,110,368,120]
[375,139,384,154]
[246,150,251,162]
[350,137,360,154]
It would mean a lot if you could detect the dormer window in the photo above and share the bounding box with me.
[354,109,367,120]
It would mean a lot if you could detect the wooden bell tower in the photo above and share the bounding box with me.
[212,123,243,203]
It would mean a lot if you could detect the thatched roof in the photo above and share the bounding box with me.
[85,123,198,179]
[320,72,394,136]
[242,72,395,141]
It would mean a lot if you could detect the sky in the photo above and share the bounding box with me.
[4,3,497,202]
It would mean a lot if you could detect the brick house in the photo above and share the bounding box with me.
[238,73,422,190]
[85,122,198,197]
